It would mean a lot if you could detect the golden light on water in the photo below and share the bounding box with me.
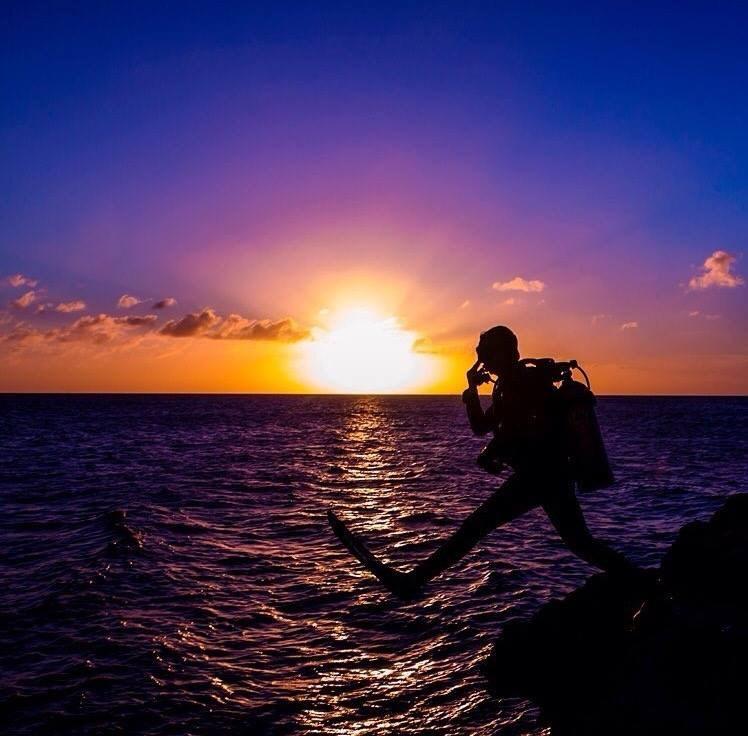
[300,307,440,393]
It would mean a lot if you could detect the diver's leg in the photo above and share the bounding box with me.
[410,473,540,589]
[541,481,636,577]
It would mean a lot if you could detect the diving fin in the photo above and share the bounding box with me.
[326,510,417,600]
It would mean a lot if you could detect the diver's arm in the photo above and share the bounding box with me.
[462,387,492,436]
[463,361,493,435]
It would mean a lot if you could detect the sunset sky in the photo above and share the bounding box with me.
[2,2,746,394]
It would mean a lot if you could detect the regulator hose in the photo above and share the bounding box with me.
[570,360,591,390]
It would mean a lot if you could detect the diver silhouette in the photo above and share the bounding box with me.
[328,325,638,600]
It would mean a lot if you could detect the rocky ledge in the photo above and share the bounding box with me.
[482,494,748,735]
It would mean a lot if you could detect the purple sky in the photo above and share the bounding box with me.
[1,3,746,392]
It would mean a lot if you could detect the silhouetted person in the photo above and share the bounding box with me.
[345,325,637,599]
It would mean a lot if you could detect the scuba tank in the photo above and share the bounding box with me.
[515,358,614,491]
[554,361,614,492]
[473,357,613,490]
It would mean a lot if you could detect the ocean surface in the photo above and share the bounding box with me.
[1,394,746,735]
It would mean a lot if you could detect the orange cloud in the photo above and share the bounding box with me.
[117,294,144,308]
[159,308,309,341]
[3,303,310,352]
[412,336,441,354]
[2,313,157,346]
[688,250,744,290]
[621,321,638,330]
[492,276,545,292]
[3,325,39,344]
[152,297,177,309]
[211,314,309,342]
[159,308,221,337]
[11,290,37,309]
[6,273,38,288]
[54,314,158,343]
[55,300,86,313]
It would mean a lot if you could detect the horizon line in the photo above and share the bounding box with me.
[1,391,746,398]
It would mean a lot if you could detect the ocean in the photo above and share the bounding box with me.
[1,394,746,735]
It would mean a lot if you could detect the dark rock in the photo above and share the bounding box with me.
[483,494,747,735]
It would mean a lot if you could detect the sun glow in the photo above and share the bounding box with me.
[301,307,438,393]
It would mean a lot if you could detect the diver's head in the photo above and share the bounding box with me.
[476,325,519,375]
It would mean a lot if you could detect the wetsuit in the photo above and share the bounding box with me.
[410,363,632,586]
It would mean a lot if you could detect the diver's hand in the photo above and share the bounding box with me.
[466,360,491,389]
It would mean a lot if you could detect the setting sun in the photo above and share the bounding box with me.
[300,307,439,393]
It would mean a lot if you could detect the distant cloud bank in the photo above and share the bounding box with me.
[3,313,158,346]
[56,314,158,343]
[159,308,308,342]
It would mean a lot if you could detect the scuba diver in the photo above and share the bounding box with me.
[328,325,639,600]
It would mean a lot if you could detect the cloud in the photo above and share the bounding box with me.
[501,297,516,305]
[5,301,311,350]
[459,300,471,309]
[55,300,86,313]
[7,274,38,288]
[118,315,158,327]
[412,336,440,354]
[117,294,144,308]
[591,313,606,324]
[492,276,545,293]
[11,290,37,309]
[2,313,157,346]
[688,250,744,290]
[688,310,700,317]
[159,308,221,337]
[159,308,310,342]
[620,321,638,330]
[211,314,310,342]
[54,313,157,344]
[2,326,40,344]
[152,297,177,309]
